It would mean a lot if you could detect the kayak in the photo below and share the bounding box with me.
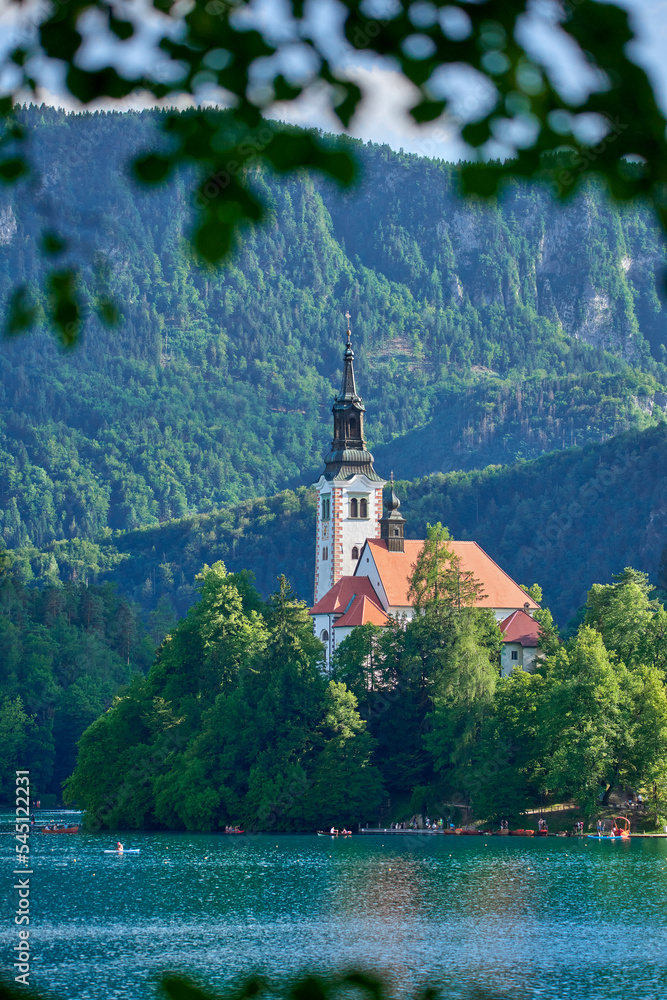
[103,849,141,853]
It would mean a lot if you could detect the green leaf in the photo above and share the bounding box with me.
[133,153,173,184]
[461,120,493,148]
[334,82,362,129]
[160,976,218,1000]
[40,21,82,62]
[41,230,67,256]
[96,297,120,327]
[341,972,386,1000]
[312,149,356,185]
[410,99,447,124]
[109,15,134,41]
[273,75,303,103]
[0,157,27,182]
[3,286,37,337]
[47,268,82,347]
[290,975,329,1000]
[66,66,137,103]
[460,163,503,197]
[194,220,234,263]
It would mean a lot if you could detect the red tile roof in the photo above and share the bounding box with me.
[361,539,540,611]
[334,594,390,628]
[499,609,542,647]
[309,575,383,616]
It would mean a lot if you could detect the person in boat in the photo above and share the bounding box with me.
[330,826,337,835]
[116,841,124,853]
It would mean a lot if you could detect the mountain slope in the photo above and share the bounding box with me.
[1,106,666,552]
[11,424,667,627]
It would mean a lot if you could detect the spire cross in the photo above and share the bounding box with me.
[345,311,351,344]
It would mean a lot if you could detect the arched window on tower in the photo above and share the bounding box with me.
[350,498,358,518]
[320,629,329,644]
[349,416,357,436]
[359,498,368,518]
[352,546,359,561]
[322,546,329,561]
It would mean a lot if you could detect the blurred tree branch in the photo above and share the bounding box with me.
[1,0,666,343]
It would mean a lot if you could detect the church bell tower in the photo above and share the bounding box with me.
[379,474,406,552]
[313,315,386,603]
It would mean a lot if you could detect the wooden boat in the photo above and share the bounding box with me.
[317,830,352,837]
[40,825,79,834]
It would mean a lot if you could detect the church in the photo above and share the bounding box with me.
[309,319,543,673]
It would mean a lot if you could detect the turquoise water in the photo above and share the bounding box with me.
[2,825,667,999]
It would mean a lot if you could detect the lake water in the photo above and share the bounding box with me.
[2,823,667,1000]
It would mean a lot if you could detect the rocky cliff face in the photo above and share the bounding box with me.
[323,161,666,365]
[0,205,17,245]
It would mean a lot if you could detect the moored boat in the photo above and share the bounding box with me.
[41,825,79,834]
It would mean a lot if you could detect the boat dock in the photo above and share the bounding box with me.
[360,827,440,835]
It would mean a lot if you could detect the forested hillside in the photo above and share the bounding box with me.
[0,571,153,801]
[1,106,667,552]
[10,424,667,627]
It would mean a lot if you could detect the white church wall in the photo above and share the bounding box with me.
[354,544,389,610]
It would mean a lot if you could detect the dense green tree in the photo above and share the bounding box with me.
[1,109,667,580]
[537,628,623,811]
[0,572,152,801]
[302,682,384,827]
[467,668,544,823]
[148,562,269,721]
[67,569,383,830]
[0,697,35,801]
[409,523,485,612]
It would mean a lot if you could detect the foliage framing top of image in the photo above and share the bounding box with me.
[2,0,667,342]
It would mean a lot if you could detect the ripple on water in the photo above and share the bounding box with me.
[1,831,666,999]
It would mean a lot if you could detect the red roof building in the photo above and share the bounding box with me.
[308,317,542,673]
[499,608,544,676]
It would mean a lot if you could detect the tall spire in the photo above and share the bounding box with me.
[338,311,358,401]
[321,313,383,482]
